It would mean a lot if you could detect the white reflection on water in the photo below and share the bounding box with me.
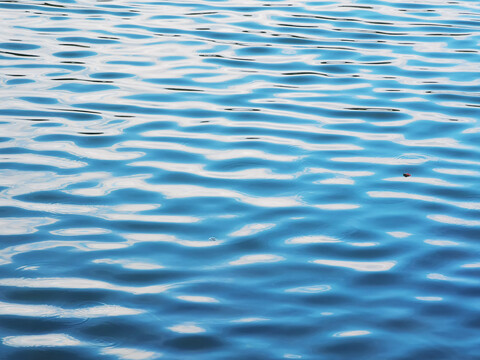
[92,258,164,270]
[0,301,143,318]
[462,263,480,268]
[398,137,468,149]
[229,223,275,237]
[3,332,161,359]
[67,177,302,208]
[314,204,360,210]
[285,285,331,293]
[415,297,443,302]
[313,260,396,272]
[130,161,294,180]
[100,347,161,360]
[424,239,460,247]
[306,167,374,177]
[285,235,339,244]
[229,254,285,266]
[123,233,223,247]
[3,333,84,347]
[101,213,200,223]
[118,140,301,162]
[0,217,57,235]
[433,168,480,176]
[0,194,197,223]
[231,317,269,323]
[0,153,86,168]
[333,330,370,337]
[369,191,480,211]
[383,176,461,187]
[176,295,219,303]
[332,156,432,165]
[0,239,129,266]
[142,129,361,152]
[168,323,206,334]
[283,354,302,359]
[145,184,302,208]
[349,242,378,247]
[427,214,480,226]
[25,140,143,160]
[51,227,111,236]
[427,273,453,281]
[317,177,355,185]
[0,170,109,196]
[387,231,412,238]
[0,277,176,295]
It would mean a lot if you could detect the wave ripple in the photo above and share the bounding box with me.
[1,0,480,359]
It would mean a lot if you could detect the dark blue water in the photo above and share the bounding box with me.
[1,0,480,359]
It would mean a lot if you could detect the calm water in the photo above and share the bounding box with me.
[1,0,480,359]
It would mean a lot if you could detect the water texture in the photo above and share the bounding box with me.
[1,0,480,359]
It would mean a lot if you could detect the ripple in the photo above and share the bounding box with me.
[229,254,285,266]
[3,334,84,348]
[285,285,332,293]
[312,260,397,272]
[0,153,86,168]
[333,330,371,338]
[0,277,177,295]
[100,347,161,360]
[92,258,164,270]
[285,235,340,244]
[1,0,480,358]
[427,214,480,226]
[229,223,275,237]
[0,217,57,235]
[176,295,219,303]
[0,301,143,319]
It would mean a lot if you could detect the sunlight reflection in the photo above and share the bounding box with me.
[3,334,84,347]
[0,239,129,266]
[369,192,480,211]
[333,330,370,337]
[0,153,86,168]
[0,277,176,295]
[383,176,460,187]
[0,217,57,235]
[387,232,411,238]
[229,223,275,237]
[92,258,164,270]
[100,347,161,360]
[313,260,396,272]
[168,323,206,334]
[129,161,294,180]
[314,204,360,210]
[0,301,143,318]
[231,317,269,323]
[285,235,339,244]
[427,214,480,226]
[415,297,443,301]
[176,296,219,303]
[122,233,223,247]
[229,254,285,266]
[50,227,111,236]
[285,285,331,293]
[424,239,459,246]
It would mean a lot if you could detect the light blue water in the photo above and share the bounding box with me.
[1,0,480,359]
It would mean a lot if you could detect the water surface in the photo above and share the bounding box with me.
[1,0,480,359]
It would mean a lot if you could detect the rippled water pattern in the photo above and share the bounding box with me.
[1,0,480,358]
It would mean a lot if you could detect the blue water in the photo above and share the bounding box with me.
[1,0,480,359]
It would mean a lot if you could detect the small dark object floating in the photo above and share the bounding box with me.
[403,173,411,177]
